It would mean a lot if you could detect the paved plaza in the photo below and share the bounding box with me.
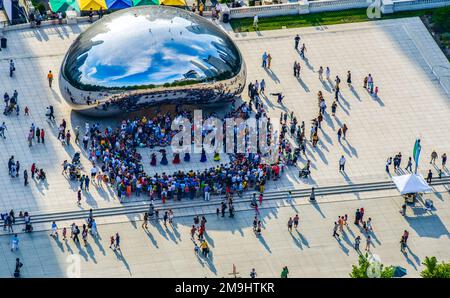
[0,16,449,277]
[0,191,449,277]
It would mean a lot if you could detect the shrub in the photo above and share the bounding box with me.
[431,6,450,33]
[350,254,394,278]
[421,256,450,278]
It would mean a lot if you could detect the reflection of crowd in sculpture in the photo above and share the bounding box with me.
[78,102,291,201]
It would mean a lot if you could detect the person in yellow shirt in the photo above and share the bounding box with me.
[199,2,204,16]
[47,71,54,88]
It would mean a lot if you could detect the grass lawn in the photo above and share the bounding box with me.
[229,8,437,32]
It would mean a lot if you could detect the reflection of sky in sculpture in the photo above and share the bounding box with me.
[63,6,241,90]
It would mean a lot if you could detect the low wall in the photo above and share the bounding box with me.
[229,0,450,19]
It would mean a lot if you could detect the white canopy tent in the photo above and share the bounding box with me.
[392,174,432,195]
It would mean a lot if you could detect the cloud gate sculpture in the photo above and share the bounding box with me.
[59,6,246,116]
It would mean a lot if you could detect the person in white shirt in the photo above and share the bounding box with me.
[253,14,259,31]
[339,155,346,172]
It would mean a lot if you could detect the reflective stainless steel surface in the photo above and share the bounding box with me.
[59,5,246,116]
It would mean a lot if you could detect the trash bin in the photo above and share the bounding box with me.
[221,6,230,23]
[222,13,230,23]
[1,38,6,49]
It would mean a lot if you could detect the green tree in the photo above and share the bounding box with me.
[421,256,450,278]
[350,254,394,278]
[431,6,450,33]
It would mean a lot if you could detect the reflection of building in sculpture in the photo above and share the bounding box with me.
[59,5,246,116]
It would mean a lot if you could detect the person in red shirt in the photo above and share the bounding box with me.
[40,129,45,144]
[31,163,36,179]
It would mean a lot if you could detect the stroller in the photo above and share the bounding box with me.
[69,164,81,180]
[299,166,310,178]
[72,152,81,165]
[3,103,16,116]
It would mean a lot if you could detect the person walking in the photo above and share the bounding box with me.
[47,71,54,88]
[142,212,149,229]
[339,155,346,172]
[300,43,306,59]
[405,157,413,172]
[287,217,293,232]
[386,157,392,174]
[318,66,323,80]
[109,235,115,249]
[342,124,348,139]
[9,60,16,77]
[11,234,19,252]
[250,268,257,278]
[293,214,299,229]
[77,189,82,206]
[0,122,7,139]
[62,227,67,240]
[332,222,340,239]
[441,153,447,169]
[50,221,58,237]
[114,233,120,250]
[73,226,80,243]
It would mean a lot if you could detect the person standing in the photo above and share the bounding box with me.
[309,187,315,201]
[318,66,324,80]
[47,71,54,88]
[280,266,289,278]
[0,122,7,139]
[426,169,432,184]
[114,233,121,250]
[347,70,352,87]
[77,189,82,206]
[354,235,361,252]
[430,150,438,164]
[441,153,447,169]
[14,258,23,278]
[267,53,272,69]
[337,128,342,143]
[250,268,257,278]
[40,128,45,144]
[23,170,28,186]
[339,155,346,172]
[365,235,372,252]
[342,124,348,140]
[325,67,331,80]
[253,14,259,31]
[294,34,300,50]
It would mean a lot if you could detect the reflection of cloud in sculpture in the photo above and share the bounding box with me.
[63,7,241,90]
[59,6,246,116]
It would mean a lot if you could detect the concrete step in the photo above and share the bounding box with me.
[9,176,449,226]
